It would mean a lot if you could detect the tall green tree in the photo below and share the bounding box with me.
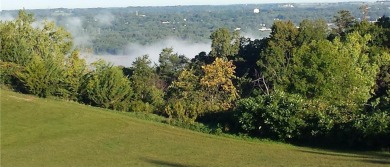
[210,28,240,58]
[257,20,298,90]
[165,69,204,123]
[291,32,383,109]
[129,55,164,113]
[156,48,189,87]
[377,16,390,29]
[375,16,390,48]
[346,17,390,112]
[235,38,268,96]
[59,50,87,101]
[333,10,355,36]
[296,19,328,46]
[349,20,387,48]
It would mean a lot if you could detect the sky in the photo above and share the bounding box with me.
[1,0,378,10]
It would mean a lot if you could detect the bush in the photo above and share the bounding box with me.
[235,90,306,141]
[0,61,23,89]
[168,119,213,134]
[81,61,132,111]
[16,55,64,97]
[354,112,390,148]
[165,98,204,124]
[129,100,155,113]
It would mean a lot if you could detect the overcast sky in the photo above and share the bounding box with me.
[1,0,377,10]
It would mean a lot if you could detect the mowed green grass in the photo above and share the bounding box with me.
[1,89,389,167]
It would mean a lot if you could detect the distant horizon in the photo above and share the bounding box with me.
[1,0,379,11]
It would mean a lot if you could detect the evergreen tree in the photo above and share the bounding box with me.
[333,10,355,35]
[157,48,189,87]
[59,50,87,101]
[82,60,132,111]
[129,55,164,113]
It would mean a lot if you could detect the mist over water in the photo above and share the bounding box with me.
[0,13,15,21]
[82,38,211,67]
[58,14,211,67]
[64,17,93,47]
[1,12,267,68]
[241,31,270,40]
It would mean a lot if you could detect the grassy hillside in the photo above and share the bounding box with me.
[1,89,389,167]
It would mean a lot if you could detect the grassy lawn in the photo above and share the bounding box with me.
[1,89,389,167]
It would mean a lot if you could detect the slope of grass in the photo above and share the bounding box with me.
[1,89,389,167]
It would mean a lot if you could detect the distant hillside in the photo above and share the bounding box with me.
[2,2,390,55]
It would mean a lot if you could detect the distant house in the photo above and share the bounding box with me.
[376,0,390,3]
[259,27,271,31]
[254,8,260,14]
[52,10,71,16]
[281,4,295,8]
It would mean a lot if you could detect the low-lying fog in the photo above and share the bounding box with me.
[81,38,212,67]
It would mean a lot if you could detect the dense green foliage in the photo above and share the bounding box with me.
[235,16,390,148]
[210,28,240,58]
[236,90,306,140]
[157,48,189,86]
[128,55,165,113]
[81,61,132,111]
[1,9,389,150]
[0,10,73,97]
[60,50,87,100]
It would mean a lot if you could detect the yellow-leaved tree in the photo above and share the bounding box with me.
[165,58,239,123]
[201,57,239,111]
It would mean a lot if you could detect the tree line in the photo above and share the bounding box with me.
[1,10,389,149]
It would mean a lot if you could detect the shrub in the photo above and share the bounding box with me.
[16,55,63,97]
[0,61,23,88]
[81,61,132,111]
[354,112,390,148]
[129,100,155,113]
[235,90,306,141]
[165,97,204,124]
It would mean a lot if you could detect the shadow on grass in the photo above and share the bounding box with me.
[359,159,390,165]
[141,157,199,167]
[297,149,390,165]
